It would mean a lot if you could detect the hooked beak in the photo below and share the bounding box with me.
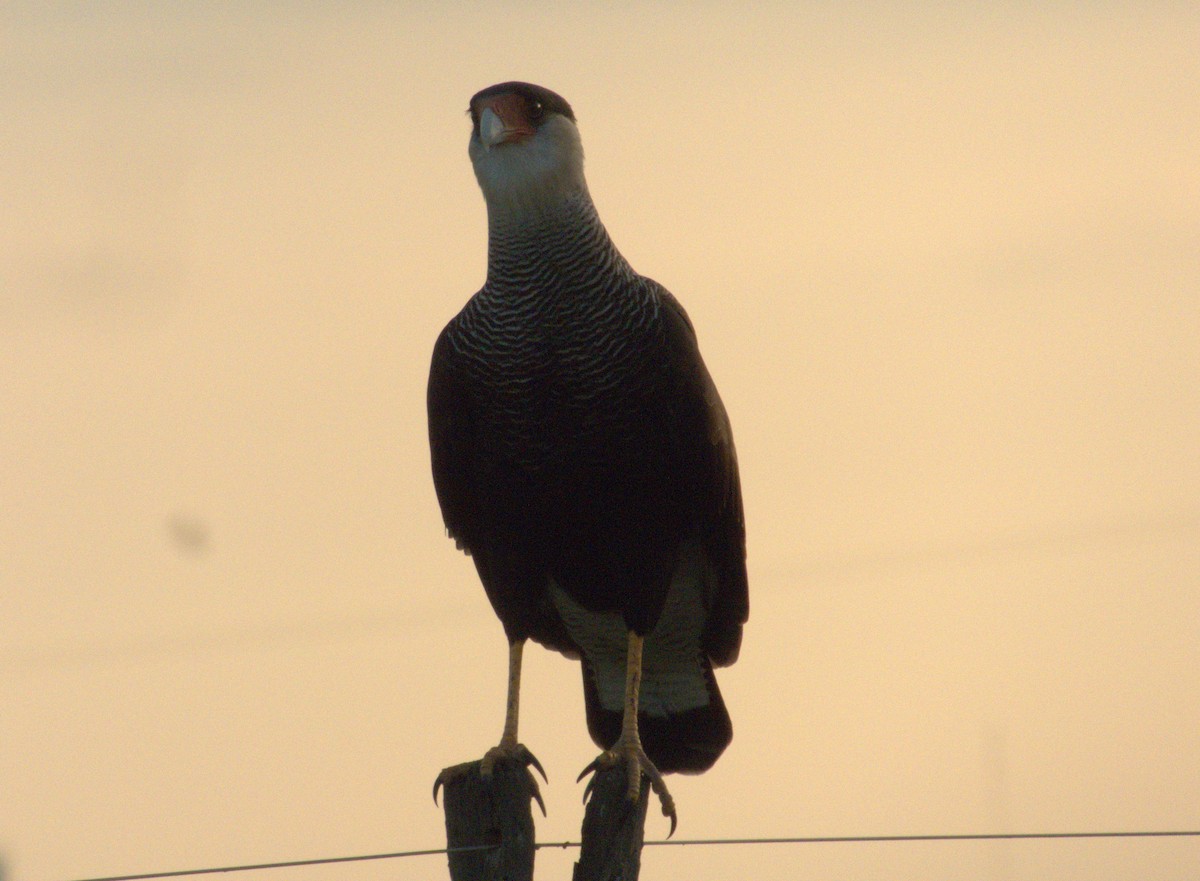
[477,95,537,150]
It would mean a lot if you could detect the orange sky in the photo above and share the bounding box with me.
[2,5,1198,880]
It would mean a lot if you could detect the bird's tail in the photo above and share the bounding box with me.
[581,656,732,774]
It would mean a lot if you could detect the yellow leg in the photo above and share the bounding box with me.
[578,630,678,836]
[480,639,544,780]
[621,633,645,799]
[497,639,523,749]
[434,638,545,814]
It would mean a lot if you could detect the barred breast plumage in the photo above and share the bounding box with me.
[445,196,661,471]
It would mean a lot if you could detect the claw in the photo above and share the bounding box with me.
[481,742,547,782]
[577,750,617,803]
[636,759,677,838]
[519,743,548,783]
[432,761,473,806]
[656,784,678,839]
[436,745,546,814]
[432,768,463,806]
[576,753,608,784]
[529,773,546,817]
[577,744,677,837]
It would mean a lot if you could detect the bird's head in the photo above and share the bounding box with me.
[468,82,587,218]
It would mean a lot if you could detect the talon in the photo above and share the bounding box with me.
[577,749,618,802]
[444,743,546,815]
[578,741,677,836]
[529,773,546,816]
[576,756,602,784]
[654,784,678,838]
[516,743,548,783]
[482,741,544,779]
[432,761,474,806]
[582,771,599,804]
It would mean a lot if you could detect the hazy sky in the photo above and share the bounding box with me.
[3,4,1198,880]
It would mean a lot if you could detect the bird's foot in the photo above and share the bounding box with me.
[433,740,547,816]
[481,740,546,783]
[577,739,677,837]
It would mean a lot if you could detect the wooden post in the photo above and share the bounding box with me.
[436,758,541,881]
[437,757,649,881]
[572,764,649,881]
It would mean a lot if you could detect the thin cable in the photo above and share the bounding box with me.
[63,830,1200,881]
[644,830,1200,847]
[65,844,495,881]
[540,830,1200,849]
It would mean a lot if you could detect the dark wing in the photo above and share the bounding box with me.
[428,319,581,656]
[656,286,749,667]
[427,324,477,554]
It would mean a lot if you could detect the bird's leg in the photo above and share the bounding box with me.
[434,638,545,814]
[577,631,678,836]
[480,639,544,779]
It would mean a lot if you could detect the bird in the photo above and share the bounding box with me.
[427,82,748,834]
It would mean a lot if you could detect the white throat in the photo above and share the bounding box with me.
[470,115,590,224]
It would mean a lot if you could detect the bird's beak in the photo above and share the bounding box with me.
[477,96,536,150]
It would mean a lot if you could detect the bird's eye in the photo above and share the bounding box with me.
[527,99,544,122]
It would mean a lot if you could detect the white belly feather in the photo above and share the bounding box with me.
[549,540,713,717]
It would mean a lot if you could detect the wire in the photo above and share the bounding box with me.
[64,845,494,881]
[637,830,1200,847]
[62,831,1200,881]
